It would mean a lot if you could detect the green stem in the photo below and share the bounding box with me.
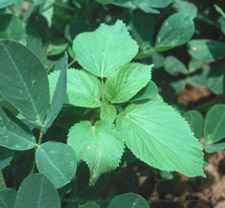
[0,169,6,190]
[68,59,76,68]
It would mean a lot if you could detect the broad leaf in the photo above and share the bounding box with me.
[183,110,204,140]
[130,81,158,102]
[68,120,124,185]
[205,142,225,153]
[0,147,14,169]
[0,188,17,208]
[0,108,36,150]
[79,202,101,208]
[155,13,195,51]
[0,0,15,8]
[117,100,205,177]
[204,104,225,144]
[100,104,117,123]
[0,14,25,41]
[188,39,225,62]
[105,63,152,103]
[35,141,77,189]
[164,56,188,75]
[73,20,138,78]
[108,193,150,208]
[44,54,67,130]
[15,173,60,208]
[0,40,50,126]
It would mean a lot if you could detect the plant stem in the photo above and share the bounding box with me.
[68,59,76,68]
[0,169,6,190]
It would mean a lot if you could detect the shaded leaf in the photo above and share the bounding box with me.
[68,120,124,185]
[164,56,188,75]
[0,188,17,208]
[205,142,225,153]
[117,100,205,177]
[73,20,138,77]
[0,146,14,169]
[79,202,101,208]
[36,141,77,189]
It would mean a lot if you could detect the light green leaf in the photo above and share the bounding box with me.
[0,188,17,208]
[183,110,204,140]
[130,81,158,102]
[0,147,14,169]
[35,141,77,189]
[0,40,50,126]
[188,58,204,73]
[173,0,198,19]
[204,104,225,144]
[0,108,36,151]
[100,104,117,123]
[73,20,138,78]
[0,0,16,8]
[46,39,69,56]
[105,63,152,103]
[15,173,60,208]
[79,202,101,208]
[117,100,205,177]
[188,39,225,62]
[49,69,102,108]
[0,14,25,41]
[205,142,225,153]
[68,120,124,185]
[44,54,67,130]
[108,193,150,208]
[164,56,188,75]
[155,13,195,51]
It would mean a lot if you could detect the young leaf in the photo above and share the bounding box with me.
[15,173,60,208]
[73,20,138,78]
[35,141,77,189]
[0,146,14,169]
[155,13,195,51]
[48,69,102,108]
[0,108,36,151]
[204,104,225,144]
[100,104,117,123]
[67,120,124,185]
[188,39,225,62]
[130,81,158,102]
[105,63,152,103]
[108,193,150,208]
[0,40,50,126]
[183,110,204,140]
[0,188,17,208]
[164,56,188,75]
[44,54,67,130]
[117,100,205,177]
[205,142,225,153]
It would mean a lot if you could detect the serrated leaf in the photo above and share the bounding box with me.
[0,40,50,126]
[105,63,152,103]
[155,13,195,52]
[0,14,25,41]
[15,173,60,208]
[164,56,188,75]
[67,120,124,185]
[0,108,36,150]
[188,39,225,62]
[204,104,225,144]
[183,110,204,140]
[49,69,102,108]
[73,20,138,78]
[35,141,77,189]
[44,54,67,130]
[108,193,150,208]
[0,188,17,208]
[100,104,117,123]
[117,100,205,177]
[0,147,14,169]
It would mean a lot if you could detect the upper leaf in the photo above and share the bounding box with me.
[67,120,124,185]
[0,40,50,126]
[0,108,36,151]
[117,100,205,177]
[73,20,138,78]
[0,0,15,8]
[155,13,195,51]
[100,104,117,123]
[105,63,152,103]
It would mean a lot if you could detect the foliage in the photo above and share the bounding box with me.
[0,0,225,207]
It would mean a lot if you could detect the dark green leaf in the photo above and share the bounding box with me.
[96,0,112,4]
[36,141,77,189]
[0,188,17,208]
[15,173,60,208]
[164,56,188,75]
[79,202,101,208]
[205,142,225,153]
[0,40,50,126]
[0,147,14,169]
